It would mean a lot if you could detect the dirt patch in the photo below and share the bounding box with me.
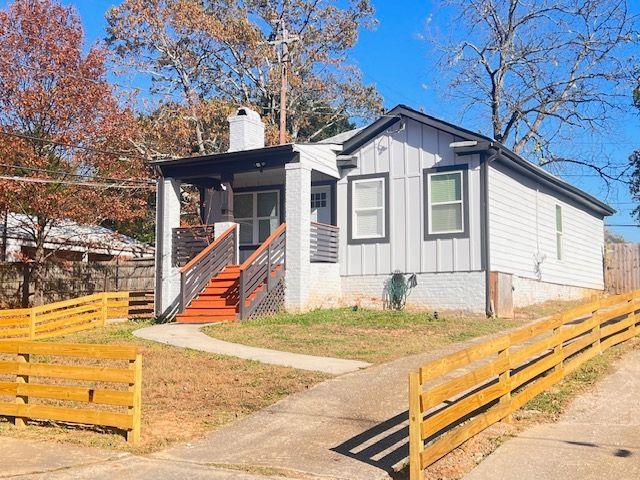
[0,321,328,453]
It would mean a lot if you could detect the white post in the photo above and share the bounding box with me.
[284,162,312,312]
[154,177,181,318]
[214,222,239,264]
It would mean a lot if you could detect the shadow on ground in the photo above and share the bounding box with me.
[331,410,409,479]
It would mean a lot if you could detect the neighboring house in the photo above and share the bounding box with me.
[1,213,154,262]
[152,105,614,321]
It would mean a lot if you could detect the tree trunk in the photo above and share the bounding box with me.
[30,227,47,306]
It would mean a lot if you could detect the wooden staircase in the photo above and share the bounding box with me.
[176,265,241,323]
[176,223,287,324]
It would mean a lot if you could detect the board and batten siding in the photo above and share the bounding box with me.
[488,162,605,290]
[337,118,483,277]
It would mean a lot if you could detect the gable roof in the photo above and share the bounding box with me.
[341,104,615,217]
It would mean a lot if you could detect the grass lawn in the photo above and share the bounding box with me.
[0,320,328,453]
[204,300,583,364]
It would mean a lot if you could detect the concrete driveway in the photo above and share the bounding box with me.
[465,348,640,480]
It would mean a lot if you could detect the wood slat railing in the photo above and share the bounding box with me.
[172,225,216,267]
[408,290,640,479]
[310,222,339,263]
[0,340,142,444]
[238,223,286,320]
[179,224,237,313]
[0,292,149,341]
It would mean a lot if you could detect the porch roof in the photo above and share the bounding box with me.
[150,144,297,180]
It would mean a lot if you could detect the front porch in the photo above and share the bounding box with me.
[153,143,342,321]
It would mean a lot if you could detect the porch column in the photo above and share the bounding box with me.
[154,177,181,318]
[284,162,312,312]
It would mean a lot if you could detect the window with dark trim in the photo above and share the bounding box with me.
[234,190,280,245]
[347,173,390,244]
[423,164,470,240]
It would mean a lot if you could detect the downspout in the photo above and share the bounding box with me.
[484,147,501,317]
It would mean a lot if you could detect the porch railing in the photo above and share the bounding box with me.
[179,224,237,312]
[172,225,216,267]
[238,223,286,320]
[310,222,339,263]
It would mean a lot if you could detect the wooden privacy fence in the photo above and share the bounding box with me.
[0,341,142,444]
[605,243,640,294]
[408,290,640,479]
[0,292,154,341]
[0,258,155,308]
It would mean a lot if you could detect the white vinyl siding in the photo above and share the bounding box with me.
[428,171,464,234]
[556,205,563,260]
[352,177,386,239]
[488,163,604,290]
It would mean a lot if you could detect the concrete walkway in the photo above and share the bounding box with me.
[133,323,371,375]
[151,333,508,480]
[0,438,280,480]
[465,348,640,480]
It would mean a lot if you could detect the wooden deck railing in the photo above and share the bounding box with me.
[408,290,640,479]
[0,292,150,341]
[238,223,286,320]
[172,225,216,267]
[0,340,142,444]
[179,224,237,312]
[310,222,339,263]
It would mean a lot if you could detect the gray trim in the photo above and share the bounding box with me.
[311,179,338,225]
[342,117,401,155]
[344,104,613,217]
[423,164,470,240]
[491,152,614,217]
[347,172,390,245]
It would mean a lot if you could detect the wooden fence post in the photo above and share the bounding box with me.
[497,345,512,422]
[553,323,565,377]
[14,351,29,428]
[628,293,637,337]
[101,293,108,326]
[408,371,424,480]
[127,353,143,445]
[28,308,36,340]
[592,301,602,355]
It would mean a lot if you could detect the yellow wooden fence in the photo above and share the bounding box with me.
[0,292,151,341]
[0,340,142,444]
[408,290,640,479]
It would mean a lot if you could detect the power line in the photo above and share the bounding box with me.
[0,163,154,185]
[0,131,144,161]
[605,224,639,227]
[0,175,155,190]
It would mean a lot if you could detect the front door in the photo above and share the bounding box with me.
[311,185,332,224]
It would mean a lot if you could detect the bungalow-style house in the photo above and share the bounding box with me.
[152,105,614,321]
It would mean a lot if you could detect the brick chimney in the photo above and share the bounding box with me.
[227,107,265,152]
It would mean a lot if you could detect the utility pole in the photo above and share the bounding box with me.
[270,19,298,144]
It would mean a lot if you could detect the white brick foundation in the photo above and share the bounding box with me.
[307,263,342,309]
[340,271,486,313]
[512,276,601,307]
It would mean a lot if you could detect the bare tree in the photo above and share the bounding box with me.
[106,0,382,154]
[427,0,638,178]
